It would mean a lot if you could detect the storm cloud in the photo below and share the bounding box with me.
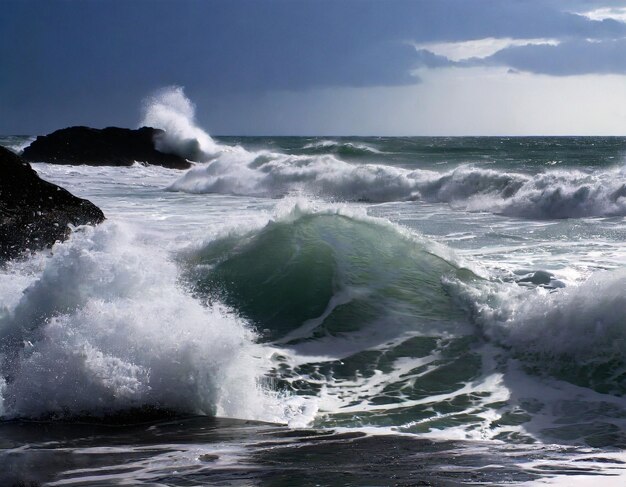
[2,0,626,133]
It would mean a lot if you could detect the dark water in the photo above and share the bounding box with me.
[3,417,622,486]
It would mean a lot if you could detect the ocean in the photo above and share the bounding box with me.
[1,107,626,485]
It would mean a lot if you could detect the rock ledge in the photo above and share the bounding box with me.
[22,126,191,169]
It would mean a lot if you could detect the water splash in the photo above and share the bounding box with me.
[0,222,312,424]
[140,86,219,162]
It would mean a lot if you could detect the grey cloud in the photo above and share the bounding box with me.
[480,38,626,75]
[413,50,458,69]
[415,37,626,76]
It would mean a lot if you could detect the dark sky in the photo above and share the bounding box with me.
[2,0,626,134]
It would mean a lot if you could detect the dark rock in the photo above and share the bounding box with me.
[22,126,192,169]
[0,146,105,260]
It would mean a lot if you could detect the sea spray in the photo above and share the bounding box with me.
[140,86,220,162]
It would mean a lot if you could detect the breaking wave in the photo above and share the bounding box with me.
[0,222,311,423]
[446,268,626,395]
[140,86,220,162]
[169,145,626,219]
[178,204,471,345]
[1,192,624,446]
[176,204,626,446]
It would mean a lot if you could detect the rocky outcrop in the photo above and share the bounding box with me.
[22,126,192,169]
[0,146,105,260]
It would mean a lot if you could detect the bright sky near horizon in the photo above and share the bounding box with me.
[2,0,626,135]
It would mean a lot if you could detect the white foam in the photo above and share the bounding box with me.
[169,148,427,201]
[446,268,626,367]
[0,222,312,423]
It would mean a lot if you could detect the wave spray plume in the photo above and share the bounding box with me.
[140,86,219,162]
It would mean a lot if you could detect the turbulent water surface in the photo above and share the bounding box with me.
[1,92,626,486]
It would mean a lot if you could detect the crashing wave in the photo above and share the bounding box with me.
[170,147,626,218]
[0,222,311,423]
[445,268,626,395]
[140,86,220,162]
[178,204,471,348]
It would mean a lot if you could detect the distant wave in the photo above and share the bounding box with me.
[136,87,626,219]
[302,139,384,157]
[169,147,626,218]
